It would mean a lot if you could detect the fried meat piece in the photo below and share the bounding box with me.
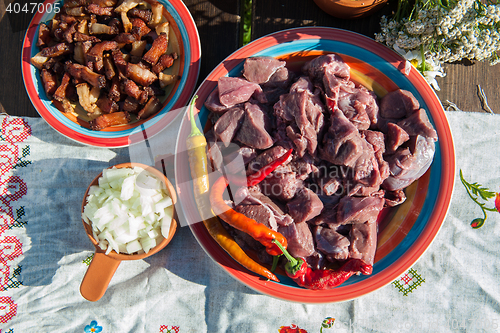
[130,18,151,40]
[128,8,153,23]
[108,76,121,101]
[126,62,157,86]
[65,62,107,88]
[114,33,136,44]
[96,96,119,113]
[37,23,52,47]
[87,3,114,15]
[151,52,177,74]
[41,69,58,97]
[87,40,119,71]
[122,78,148,103]
[53,72,72,102]
[143,33,168,65]
[137,96,161,119]
[41,42,74,57]
[89,112,131,130]
[73,32,101,43]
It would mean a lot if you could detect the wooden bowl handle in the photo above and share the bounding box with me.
[80,252,122,302]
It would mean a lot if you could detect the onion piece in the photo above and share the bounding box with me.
[82,166,173,255]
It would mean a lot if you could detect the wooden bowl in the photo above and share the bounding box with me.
[80,162,177,301]
[313,0,387,18]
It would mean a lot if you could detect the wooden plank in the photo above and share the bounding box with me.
[0,2,39,117]
[183,0,241,86]
[251,0,499,113]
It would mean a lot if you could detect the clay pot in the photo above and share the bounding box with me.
[313,0,388,19]
[79,162,178,302]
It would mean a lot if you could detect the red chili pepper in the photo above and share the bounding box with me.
[273,240,372,290]
[246,149,292,186]
[210,176,288,256]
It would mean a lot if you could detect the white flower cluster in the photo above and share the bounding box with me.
[376,0,500,89]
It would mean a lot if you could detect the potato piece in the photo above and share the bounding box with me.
[73,42,86,64]
[76,19,88,34]
[130,40,147,57]
[65,6,86,16]
[150,1,163,26]
[30,52,49,70]
[76,83,102,115]
[155,22,169,36]
[158,72,178,88]
[90,22,119,35]
[114,0,145,13]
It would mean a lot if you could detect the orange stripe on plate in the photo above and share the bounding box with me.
[375,170,431,261]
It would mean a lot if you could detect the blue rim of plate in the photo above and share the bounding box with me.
[175,27,455,303]
[22,0,201,148]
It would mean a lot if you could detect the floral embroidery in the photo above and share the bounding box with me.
[0,296,17,324]
[392,268,425,296]
[0,116,32,326]
[0,261,10,291]
[0,144,18,174]
[459,169,499,228]
[1,118,31,144]
[0,176,27,202]
[0,198,14,229]
[84,320,103,333]
[279,324,308,333]
[159,326,179,333]
[0,236,23,261]
[320,317,335,332]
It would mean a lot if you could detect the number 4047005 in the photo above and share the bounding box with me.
[6,2,61,14]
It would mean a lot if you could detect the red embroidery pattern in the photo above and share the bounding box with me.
[159,325,180,333]
[279,324,308,333]
[1,118,31,144]
[0,116,32,325]
[0,175,27,202]
[0,261,10,291]
[0,296,17,324]
[0,145,19,174]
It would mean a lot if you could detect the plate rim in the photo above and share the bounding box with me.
[175,27,455,303]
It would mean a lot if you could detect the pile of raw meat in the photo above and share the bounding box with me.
[203,54,438,272]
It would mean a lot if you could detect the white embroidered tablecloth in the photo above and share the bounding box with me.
[0,110,499,333]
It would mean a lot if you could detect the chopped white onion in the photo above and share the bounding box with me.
[83,166,173,255]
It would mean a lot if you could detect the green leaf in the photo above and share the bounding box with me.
[459,170,496,200]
